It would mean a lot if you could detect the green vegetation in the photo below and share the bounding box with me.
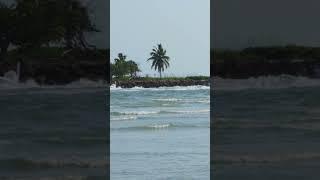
[0,0,98,62]
[214,45,320,63]
[110,43,210,83]
[185,76,209,81]
[147,44,170,78]
[110,53,140,79]
[213,45,320,78]
[0,0,110,84]
[111,44,172,81]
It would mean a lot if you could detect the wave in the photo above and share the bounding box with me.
[111,109,209,116]
[147,123,171,128]
[214,75,320,91]
[152,98,183,102]
[111,111,160,116]
[0,158,107,169]
[152,98,210,103]
[164,109,210,114]
[110,116,137,121]
[0,77,108,90]
[110,85,209,91]
[213,152,320,164]
[112,123,209,131]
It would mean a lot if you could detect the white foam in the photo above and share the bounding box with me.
[110,85,209,91]
[165,109,210,114]
[0,76,108,90]
[113,109,209,116]
[152,98,182,102]
[114,110,160,115]
[148,124,171,128]
[65,79,107,88]
[111,116,137,121]
[153,98,210,104]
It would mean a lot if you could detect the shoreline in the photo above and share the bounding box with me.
[112,79,210,88]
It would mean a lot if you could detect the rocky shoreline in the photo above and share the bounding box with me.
[113,79,210,88]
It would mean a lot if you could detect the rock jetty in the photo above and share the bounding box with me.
[113,79,210,88]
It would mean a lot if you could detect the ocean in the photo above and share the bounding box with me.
[0,81,108,179]
[110,85,210,179]
[213,75,320,179]
[2,75,319,179]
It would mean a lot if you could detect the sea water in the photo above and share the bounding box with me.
[0,85,107,179]
[110,86,210,179]
[213,76,320,179]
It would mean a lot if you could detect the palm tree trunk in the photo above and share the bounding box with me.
[159,71,162,79]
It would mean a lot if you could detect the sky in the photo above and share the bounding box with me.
[111,0,210,77]
[212,0,320,49]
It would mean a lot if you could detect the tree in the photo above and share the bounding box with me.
[13,0,61,49]
[12,0,98,51]
[111,53,141,79]
[127,60,140,77]
[147,44,170,78]
[113,53,129,78]
[0,2,14,60]
[55,0,98,49]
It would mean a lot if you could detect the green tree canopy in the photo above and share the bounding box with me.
[0,0,99,61]
[147,44,170,78]
[54,0,98,49]
[127,60,140,77]
[0,2,14,60]
[111,53,140,79]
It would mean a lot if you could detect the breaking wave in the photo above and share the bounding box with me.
[110,85,209,91]
[111,109,209,116]
[110,116,137,121]
[152,98,209,103]
[112,123,209,131]
[0,77,108,90]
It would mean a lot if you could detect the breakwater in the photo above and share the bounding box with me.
[113,79,210,88]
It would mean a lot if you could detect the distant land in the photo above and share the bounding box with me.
[2,45,320,85]
[0,47,109,85]
[212,45,320,78]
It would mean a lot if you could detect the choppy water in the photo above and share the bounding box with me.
[2,75,319,179]
[111,85,210,179]
[213,82,320,179]
[0,86,107,179]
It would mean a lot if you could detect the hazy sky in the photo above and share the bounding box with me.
[111,0,210,77]
[213,0,320,49]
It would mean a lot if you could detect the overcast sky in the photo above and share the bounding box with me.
[212,0,320,49]
[111,0,210,77]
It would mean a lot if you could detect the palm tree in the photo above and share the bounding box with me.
[147,44,170,78]
[113,53,127,78]
[114,53,126,63]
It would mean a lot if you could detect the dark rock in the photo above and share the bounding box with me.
[114,79,209,88]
